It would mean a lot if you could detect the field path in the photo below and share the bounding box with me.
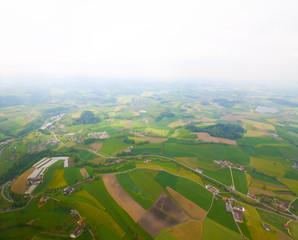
[230,166,235,190]
[102,174,146,222]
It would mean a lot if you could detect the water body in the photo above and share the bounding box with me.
[255,106,279,114]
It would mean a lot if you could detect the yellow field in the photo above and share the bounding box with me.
[243,119,275,131]
[11,168,35,194]
[136,163,163,170]
[289,221,298,240]
[266,119,277,122]
[245,173,252,186]
[47,169,67,189]
[178,168,204,186]
[127,136,148,144]
[168,121,186,128]
[168,220,203,240]
[145,127,169,136]
[114,105,126,112]
[250,156,287,179]
[245,128,267,137]
[255,143,287,148]
[75,190,105,210]
[279,178,298,195]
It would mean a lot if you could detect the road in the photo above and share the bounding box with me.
[1,181,14,202]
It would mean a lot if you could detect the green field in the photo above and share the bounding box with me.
[232,169,248,194]
[154,171,212,210]
[64,167,83,185]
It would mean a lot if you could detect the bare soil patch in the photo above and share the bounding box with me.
[248,187,273,196]
[11,168,35,194]
[139,192,190,237]
[80,168,89,179]
[102,174,146,222]
[166,186,207,220]
[139,206,180,237]
[193,132,237,145]
[155,192,190,222]
[71,114,80,119]
[90,143,103,151]
[68,158,74,167]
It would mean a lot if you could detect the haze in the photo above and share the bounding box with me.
[0,0,298,85]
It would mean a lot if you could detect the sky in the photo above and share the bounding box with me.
[0,0,298,85]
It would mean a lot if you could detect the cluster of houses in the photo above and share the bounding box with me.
[70,218,84,238]
[28,138,59,153]
[206,185,219,194]
[214,160,245,172]
[87,131,109,139]
[104,159,124,166]
[222,197,245,222]
[269,133,284,141]
[247,192,256,199]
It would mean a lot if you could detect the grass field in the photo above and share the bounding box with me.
[232,169,248,194]
[145,127,169,137]
[47,169,67,189]
[116,173,154,209]
[99,138,131,155]
[206,198,239,232]
[154,171,212,210]
[203,167,233,186]
[63,167,83,185]
[0,198,77,239]
[202,218,241,240]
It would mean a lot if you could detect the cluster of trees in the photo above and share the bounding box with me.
[73,111,100,125]
[186,123,244,139]
[156,112,175,122]
[213,99,240,108]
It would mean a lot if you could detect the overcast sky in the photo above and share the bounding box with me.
[0,0,297,85]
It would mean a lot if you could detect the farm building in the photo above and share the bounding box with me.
[225,204,232,213]
[262,223,274,232]
[222,197,228,201]
[236,206,245,212]
[233,209,243,222]
[64,186,75,195]
[195,168,203,173]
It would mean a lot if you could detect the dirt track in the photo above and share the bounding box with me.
[102,174,146,222]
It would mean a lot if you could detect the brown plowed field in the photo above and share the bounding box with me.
[193,132,237,145]
[139,206,180,237]
[139,192,190,237]
[278,230,292,240]
[166,186,207,220]
[11,168,35,194]
[80,168,89,179]
[155,192,190,222]
[90,143,103,151]
[102,174,146,222]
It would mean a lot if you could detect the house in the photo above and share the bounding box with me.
[236,206,245,212]
[222,197,228,201]
[78,219,84,226]
[64,186,75,195]
[233,210,243,222]
[144,159,152,163]
[283,223,289,230]
[225,204,232,213]
[262,223,273,232]
[240,167,246,172]
[195,168,203,174]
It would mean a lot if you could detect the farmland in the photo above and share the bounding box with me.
[0,83,297,239]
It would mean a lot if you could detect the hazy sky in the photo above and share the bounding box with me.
[0,0,297,84]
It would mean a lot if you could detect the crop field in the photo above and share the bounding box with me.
[47,169,67,189]
[63,167,83,185]
[0,198,77,239]
[102,174,146,222]
[10,167,35,194]
[116,172,154,209]
[206,199,239,232]
[202,218,242,240]
[243,119,275,131]
[154,171,212,210]
[77,149,97,161]
[145,127,169,136]
[203,167,232,186]
[99,138,131,155]
[232,169,248,194]
[194,132,237,145]
[167,186,207,220]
